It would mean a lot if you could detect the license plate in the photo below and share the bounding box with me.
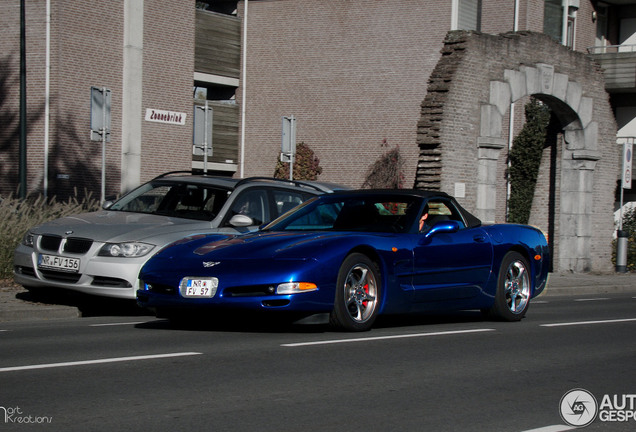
[179,277,218,298]
[38,254,80,273]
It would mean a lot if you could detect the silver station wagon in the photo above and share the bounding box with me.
[14,172,345,299]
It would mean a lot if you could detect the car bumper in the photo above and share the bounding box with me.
[13,244,143,299]
[136,288,334,314]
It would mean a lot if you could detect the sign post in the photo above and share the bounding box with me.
[90,87,111,203]
[193,102,213,173]
[616,137,633,273]
[281,116,296,180]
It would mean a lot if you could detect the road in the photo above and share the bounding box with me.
[1,293,635,431]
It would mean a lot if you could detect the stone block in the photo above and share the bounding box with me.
[537,63,555,94]
[565,81,582,112]
[504,69,527,102]
[552,73,568,101]
[578,97,593,128]
[489,81,511,115]
[479,104,502,137]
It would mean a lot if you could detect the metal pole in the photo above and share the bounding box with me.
[19,0,27,199]
[101,87,107,204]
[203,101,210,174]
[616,138,632,273]
[289,115,295,181]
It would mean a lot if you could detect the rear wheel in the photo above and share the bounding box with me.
[486,251,531,321]
[329,253,381,332]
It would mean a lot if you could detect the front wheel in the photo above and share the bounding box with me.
[329,253,381,331]
[485,251,531,321]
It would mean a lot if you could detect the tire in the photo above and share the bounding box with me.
[486,251,531,321]
[329,253,381,331]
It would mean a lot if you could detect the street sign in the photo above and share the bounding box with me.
[622,138,633,189]
[90,87,111,142]
[193,103,213,156]
[280,116,296,163]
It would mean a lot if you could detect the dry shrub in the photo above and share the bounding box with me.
[0,190,100,280]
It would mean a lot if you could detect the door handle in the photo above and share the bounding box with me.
[473,235,487,243]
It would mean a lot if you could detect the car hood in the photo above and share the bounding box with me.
[157,231,345,262]
[29,211,212,243]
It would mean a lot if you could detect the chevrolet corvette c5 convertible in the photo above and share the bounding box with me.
[137,190,550,331]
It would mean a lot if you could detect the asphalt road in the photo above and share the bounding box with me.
[1,293,635,431]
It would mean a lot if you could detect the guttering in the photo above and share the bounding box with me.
[239,0,248,178]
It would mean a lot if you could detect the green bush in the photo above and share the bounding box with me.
[612,207,636,272]
[0,191,100,281]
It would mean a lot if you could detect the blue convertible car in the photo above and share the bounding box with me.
[137,190,549,331]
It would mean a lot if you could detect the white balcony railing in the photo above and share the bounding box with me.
[587,44,636,54]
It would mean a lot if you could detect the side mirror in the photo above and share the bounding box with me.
[228,214,254,227]
[420,220,460,244]
[102,200,114,210]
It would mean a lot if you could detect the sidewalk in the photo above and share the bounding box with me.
[1,272,635,322]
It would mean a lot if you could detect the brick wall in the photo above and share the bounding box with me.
[239,0,452,187]
[0,0,194,200]
[141,1,195,185]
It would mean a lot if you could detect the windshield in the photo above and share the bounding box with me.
[109,181,230,221]
[265,195,421,233]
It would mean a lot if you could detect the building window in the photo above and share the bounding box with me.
[452,0,481,31]
[544,0,578,48]
[544,0,564,43]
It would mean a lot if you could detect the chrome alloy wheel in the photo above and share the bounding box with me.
[343,263,378,324]
[504,259,530,314]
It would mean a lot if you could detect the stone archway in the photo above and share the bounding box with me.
[416,31,619,273]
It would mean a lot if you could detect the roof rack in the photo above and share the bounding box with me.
[153,170,226,179]
[153,170,195,179]
[234,177,329,193]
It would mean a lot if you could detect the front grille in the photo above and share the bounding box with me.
[64,237,93,254]
[91,276,131,288]
[40,269,82,283]
[145,283,177,295]
[40,235,62,252]
[39,235,93,254]
[225,285,276,297]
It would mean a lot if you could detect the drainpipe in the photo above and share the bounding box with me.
[506,0,520,220]
[19,0,27,199]
[239,0,248,178]
[44,0,51,198]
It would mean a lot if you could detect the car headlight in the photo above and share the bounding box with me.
[21,232,35,248]
[276,282,318,294]
[98,242,155,258]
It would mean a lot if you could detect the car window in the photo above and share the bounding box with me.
[278,196,419,233]
[420,199,466,231]
[110,181,229,221]
[272,190,311,217]
[228,189,269,226]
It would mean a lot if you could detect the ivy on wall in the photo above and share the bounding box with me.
[507,98,552,224]
[273,142,323,181]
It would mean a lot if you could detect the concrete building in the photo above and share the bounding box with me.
[1,0,635,272]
